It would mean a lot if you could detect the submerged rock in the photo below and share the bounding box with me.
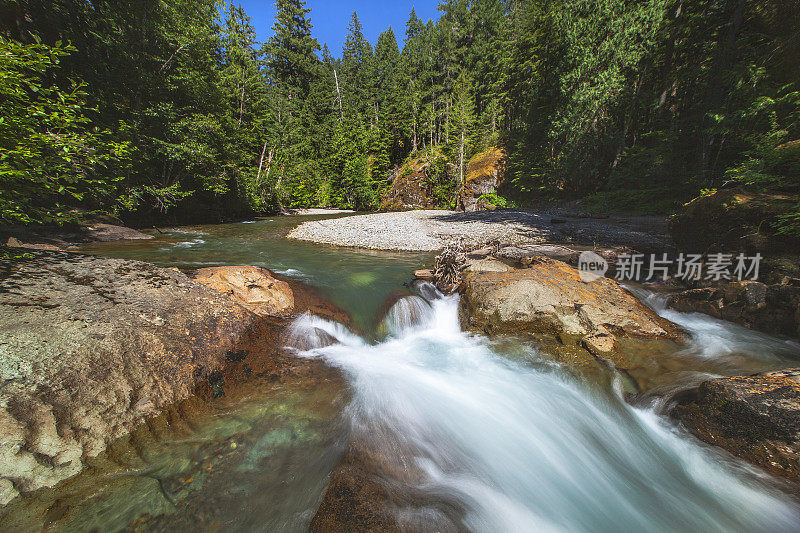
[0,251,261,503]
[80,223,153,242]
[310,439,464,532]
[2,223,152,251]
[672,368,800,483]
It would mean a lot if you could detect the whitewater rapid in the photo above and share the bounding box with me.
[287,286,800,532]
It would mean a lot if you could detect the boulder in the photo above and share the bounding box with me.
[5,237,61,251]
[667,280,800,339]
[497,244,581,266]
[669,188,799,254]
[459,257,684,384]
[380,152,450,211]
[495,244,633,277]
[460,257,683,341]
[310,439,464,532]
[0,251,261,503]
[194,266,295,317]
[463,257,513,273]
[81,223,153,242]
[671,368,800,482]
[456,147,508,212]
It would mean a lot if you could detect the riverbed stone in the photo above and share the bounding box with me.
[671,368,800,482]
[668,280,800,339]
[194,265,295,317]
[460,257,683,339]
[413,269,435,281]
[0,251,261,504]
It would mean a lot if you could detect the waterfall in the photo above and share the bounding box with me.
[286,288,800,532]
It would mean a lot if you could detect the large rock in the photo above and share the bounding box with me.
[672,368,800,482]
[80,223,153,242]
[194,266,294,317]
[460,256,683,341]
[193,265,350,325]
[667,280,800,340]
[456,147,508,212]
[380,152,450,211]
[669,188,799,253]
[310,439,464,532]
[0,251,261,503]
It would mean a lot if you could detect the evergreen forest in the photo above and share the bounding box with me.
[1,0,798,231]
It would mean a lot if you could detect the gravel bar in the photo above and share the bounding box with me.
[287,209,671,252]
[286,210,566,251]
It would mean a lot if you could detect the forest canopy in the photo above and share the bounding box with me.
[1,0,798,226]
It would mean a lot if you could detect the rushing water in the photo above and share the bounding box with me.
[289,286,800,532]
[4,217,800,532]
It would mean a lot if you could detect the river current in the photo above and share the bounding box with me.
[3,216,800,532]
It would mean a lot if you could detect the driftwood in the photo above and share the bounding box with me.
[434,240,467,293]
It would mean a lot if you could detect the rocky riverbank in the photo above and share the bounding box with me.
[0,251,347,507]
[2,223,153,251]
[672,368,800,483]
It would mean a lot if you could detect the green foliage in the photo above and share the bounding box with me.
[478,192,515,209]
[2,0,797,225]
[582,189,683,215]
[775,206,800,237]
[0,37,130,224]
[421,149,456,208]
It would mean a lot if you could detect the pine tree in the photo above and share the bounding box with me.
[341,12,375,121]
[374,27,403,171]
[263,0,322,206]
[452,69,476,185]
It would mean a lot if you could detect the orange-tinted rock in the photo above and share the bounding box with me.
[672,368,800,482]
[459,257,685,386]
[194,265,295,317]
[460,256,683,340]
[413,269,435,281]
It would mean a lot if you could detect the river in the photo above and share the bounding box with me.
[3,216,800,532]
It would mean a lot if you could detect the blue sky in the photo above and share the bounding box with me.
[237,1,441,57]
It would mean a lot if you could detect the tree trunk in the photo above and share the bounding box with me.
[701,0,745,180]
[238,83,246,128]
[459,129,465,186]
[256,140,268,181]
[412,111,418,153]
[609,71,643,183]
[445,99,450,143]
[334,69,344,120]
